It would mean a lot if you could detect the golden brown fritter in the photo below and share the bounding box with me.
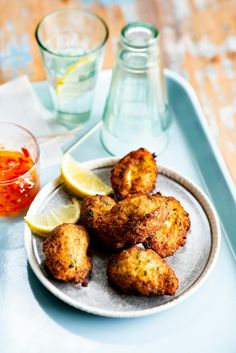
[107,246,178,296]
[80,195,116,233]
[43,224,92,285]
[111,148,158,200]
[144,195,191,257]
[96,194,169,249]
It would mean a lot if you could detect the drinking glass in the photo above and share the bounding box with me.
[36,9,109,127]
[0,123,40,216]
[101,21,171,155]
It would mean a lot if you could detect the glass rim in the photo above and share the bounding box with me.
[121,21,159,49]
[0,122,40,185]
[35,8,109,58]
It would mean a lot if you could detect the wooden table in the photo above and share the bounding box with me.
[1,0,236,185]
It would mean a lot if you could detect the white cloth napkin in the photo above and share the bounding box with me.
[0,75,63,168]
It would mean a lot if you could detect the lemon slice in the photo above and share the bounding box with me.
[24,198,80,236]
[61,155,112,197]
[56,56,94,105]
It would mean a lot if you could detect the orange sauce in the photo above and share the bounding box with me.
[0,148,39,216]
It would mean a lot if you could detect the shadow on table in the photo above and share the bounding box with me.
[27,264,205,345]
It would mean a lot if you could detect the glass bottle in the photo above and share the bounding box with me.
[101,21,171,155]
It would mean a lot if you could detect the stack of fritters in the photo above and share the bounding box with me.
[42,147,190,297]
[81,193,169,249]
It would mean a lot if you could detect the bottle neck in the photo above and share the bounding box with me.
[117,22,160,72]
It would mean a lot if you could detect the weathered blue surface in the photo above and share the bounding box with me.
[0,19,32,80]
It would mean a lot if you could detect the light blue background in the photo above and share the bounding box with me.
[1,71,236,353]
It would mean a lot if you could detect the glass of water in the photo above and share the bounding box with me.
[36,9,109,127]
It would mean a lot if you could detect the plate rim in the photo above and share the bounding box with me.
[24,156,221,318]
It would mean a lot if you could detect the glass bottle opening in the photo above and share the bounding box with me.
[121,22,158,49]
[119,22,160,71]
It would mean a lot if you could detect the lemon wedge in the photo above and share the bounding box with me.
[24,198,80,236]
[61,155,112,197]
[56,56,94,105]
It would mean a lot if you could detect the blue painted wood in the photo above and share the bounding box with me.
[0,20,33,80]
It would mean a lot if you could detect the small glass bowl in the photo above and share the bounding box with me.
[0,123,40,216]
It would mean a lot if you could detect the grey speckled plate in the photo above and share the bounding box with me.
[24,157,220,318]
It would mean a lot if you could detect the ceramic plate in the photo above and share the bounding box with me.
[24,157,220,318]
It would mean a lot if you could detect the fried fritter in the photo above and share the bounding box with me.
[107,246,178,296]
[43,224,92,285]
[144,195,191,257]
[80,195,116,233]
[111,148,157,200]
[97,194,169,249]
